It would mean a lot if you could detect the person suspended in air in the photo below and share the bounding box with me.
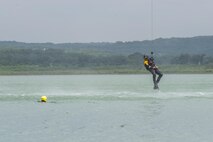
[144,52,163,89]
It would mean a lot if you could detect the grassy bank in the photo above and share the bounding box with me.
[0,65,212,75]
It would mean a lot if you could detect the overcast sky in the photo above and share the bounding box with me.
[0,0,213,43]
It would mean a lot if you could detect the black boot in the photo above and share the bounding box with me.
[153,83,159,90]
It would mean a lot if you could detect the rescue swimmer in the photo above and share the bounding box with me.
[144,53,163,89]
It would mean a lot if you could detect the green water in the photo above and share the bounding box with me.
[0,74,213,142]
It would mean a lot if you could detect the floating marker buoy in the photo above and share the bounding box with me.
[41,96,47,102]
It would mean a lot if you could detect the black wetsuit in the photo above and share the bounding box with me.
[144,57,163,89]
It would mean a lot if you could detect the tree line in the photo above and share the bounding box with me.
[0,48,212,68]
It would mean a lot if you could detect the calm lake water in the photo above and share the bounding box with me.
[0,74,213,142]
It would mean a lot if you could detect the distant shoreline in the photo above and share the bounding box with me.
[0,65,212,75]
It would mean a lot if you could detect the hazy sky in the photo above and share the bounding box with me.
[0,0,213,43]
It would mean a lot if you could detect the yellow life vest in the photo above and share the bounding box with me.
[144,60,149,66]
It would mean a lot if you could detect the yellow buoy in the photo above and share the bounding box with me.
[41,96,47,102]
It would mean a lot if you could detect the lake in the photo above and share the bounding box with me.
[0,74,213,142]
